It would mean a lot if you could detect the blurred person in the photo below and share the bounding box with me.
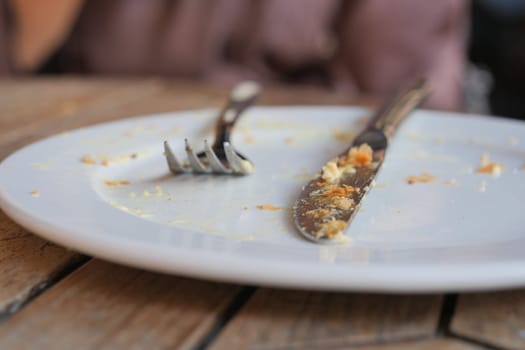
[0,0,468,110]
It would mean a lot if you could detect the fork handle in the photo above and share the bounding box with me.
[368,80,431,139]
[213,81,261,148]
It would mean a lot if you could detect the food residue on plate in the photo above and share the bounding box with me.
[406,172,436,185]
[284,137,294,144]
[30,189,40,197]
[243,135,255,144]
[80,155,97,165]
[108,201,152,218]
[256,204,286,211]
[476,153,503,176]
[104,180,130,187]
[442,179,460,186]
[81,153,140,166]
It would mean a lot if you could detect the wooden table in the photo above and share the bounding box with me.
[0,78,523,350]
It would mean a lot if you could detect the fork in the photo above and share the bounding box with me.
[164,81,261,175]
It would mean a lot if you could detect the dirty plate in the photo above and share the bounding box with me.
[0,106,524,292]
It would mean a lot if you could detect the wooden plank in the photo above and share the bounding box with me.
[0,210,85,317]
[209,288,443,349]
[0,259,240,350]
[359,338,484,350]
[0,78,376,346]
[0,79,166,319]
[451,290,525,350]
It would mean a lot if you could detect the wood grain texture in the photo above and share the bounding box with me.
[359,338,484,350]
[0,78,381,348]
[0,78,368,160]
[0,78,236,319]
[0,259,240,350]
[209,288,443,349]
[451,290,525,350]
[0,210,84,317]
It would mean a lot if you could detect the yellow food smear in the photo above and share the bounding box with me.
[256,204,285,211]
[104,180,130,186]
[318,184,356,198]
[81,155,97,165]
[407,172,436,185]
[442,179,460,186]
[30,189,40,197]
[476,153,503,176]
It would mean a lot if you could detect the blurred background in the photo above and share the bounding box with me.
[0,0,524,119]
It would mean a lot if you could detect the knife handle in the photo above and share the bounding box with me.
[369,80,431,139]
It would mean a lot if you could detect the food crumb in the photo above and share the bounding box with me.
[476,153,503,176]
[104,180,130,187]
[284,137,294,144]
[81,155,97,165]
[374,183,388,189]
[407,172,436,185]
[344,143,373,167]
[242,206,249,211]
[321,144,373,182]
[101,160,109,167]
[317,219,346,239]
[256,204,285,211]
[243,135,255,144]
[442,179,460,186]
[30,189,40,197]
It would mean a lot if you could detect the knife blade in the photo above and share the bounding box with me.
[293,81,431,244]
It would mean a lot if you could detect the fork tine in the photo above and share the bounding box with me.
[204,140,232,174]
[224,142,249,175]
[185,139,210,173]
[164,141,188,174]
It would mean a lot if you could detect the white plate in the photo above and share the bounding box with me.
[1,106,525,292]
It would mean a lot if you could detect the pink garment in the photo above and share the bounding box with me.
[5,0,469,110]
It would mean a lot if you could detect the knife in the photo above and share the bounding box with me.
[293,80,431,244]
